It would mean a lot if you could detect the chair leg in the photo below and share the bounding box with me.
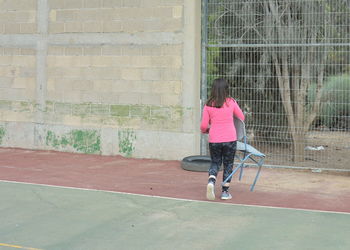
[222,162,243,187]
[250,166,261,191]
[250,159,264,191]
[238,154,251,181]
[239,162,244,181]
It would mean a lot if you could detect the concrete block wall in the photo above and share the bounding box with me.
[0,0,201,160]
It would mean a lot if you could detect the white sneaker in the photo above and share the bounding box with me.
[206,182,215,200]
[221,191,232,200]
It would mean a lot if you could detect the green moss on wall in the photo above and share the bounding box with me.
[118,129,136,157]
[129,105,150,118]
[0,126,5,144]
[0,100,11,110]
[46,129,101,154]
[111,105,130,117]
[72,104,91,117]
[70,130,101,154]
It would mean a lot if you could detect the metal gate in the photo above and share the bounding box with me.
[201,0,350,170]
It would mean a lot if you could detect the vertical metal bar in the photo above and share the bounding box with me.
[200,0,208,155]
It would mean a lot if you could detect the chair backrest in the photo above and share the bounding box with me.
[234,117,246,141]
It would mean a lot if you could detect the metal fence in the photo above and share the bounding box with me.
[201,0,350,170]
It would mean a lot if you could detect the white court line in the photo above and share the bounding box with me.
[1,179,349,215]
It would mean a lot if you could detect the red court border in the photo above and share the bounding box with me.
[1,148,349,213]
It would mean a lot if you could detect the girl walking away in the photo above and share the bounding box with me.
[200,78,245,200]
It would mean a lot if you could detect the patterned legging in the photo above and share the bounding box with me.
[208,141,237,187]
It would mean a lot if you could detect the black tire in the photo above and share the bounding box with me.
[181,155,222,172]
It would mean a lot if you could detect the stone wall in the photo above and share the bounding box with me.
[0,0,201,160]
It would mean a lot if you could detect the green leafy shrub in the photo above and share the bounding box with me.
[308,74,350,130]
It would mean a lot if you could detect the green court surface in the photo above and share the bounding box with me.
[0,181,349,250]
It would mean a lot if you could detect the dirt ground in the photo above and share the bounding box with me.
[260,131,350,170]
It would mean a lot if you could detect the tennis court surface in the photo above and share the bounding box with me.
[1,148,350,250]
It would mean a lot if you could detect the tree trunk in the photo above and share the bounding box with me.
[273,52,305,162]
[292,130,305,162]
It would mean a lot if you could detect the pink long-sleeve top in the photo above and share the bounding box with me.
[200,98,245,143]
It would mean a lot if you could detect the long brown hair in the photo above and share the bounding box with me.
[206,78,230,108]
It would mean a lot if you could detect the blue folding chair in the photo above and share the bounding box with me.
[222,117,265,191]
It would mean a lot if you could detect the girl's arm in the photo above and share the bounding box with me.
[232,100,245,121]
[200,106,210,133]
